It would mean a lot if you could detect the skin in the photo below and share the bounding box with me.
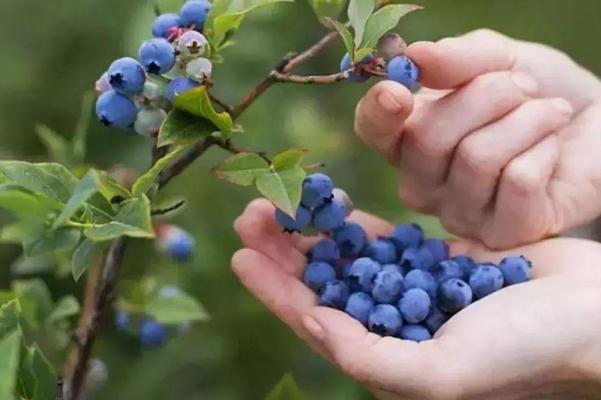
[232,199,601,400]
[355,29,601,249]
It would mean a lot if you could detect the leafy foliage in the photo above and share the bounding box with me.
[264,373,304,400]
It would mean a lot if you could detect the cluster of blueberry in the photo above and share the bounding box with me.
[276,173,532,341]
[95,0,212,135]
[155,224,195,263]
[340,33,420,90]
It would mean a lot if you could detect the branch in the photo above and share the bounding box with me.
[272,70,350,84]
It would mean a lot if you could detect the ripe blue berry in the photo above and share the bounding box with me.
[364,238,397,264]
[400,246,435,271]
[176,30,208,58]
[180,0,212,29]
[301,173,333,208]
[344,292,375,325]
[368,304,402,336]
[332,222,366,257]
[134,108,167,136]
[432,259,464,283]
[451,255,477,280]
[423,306,448,334]
[115,310,129,331]
[348,257,382,293]
[371,269,404,304]
[95,90,138,130]
[499,256,532,285]
[438,278,473,314]
[398,288,431,323]
[158,225,195,263]
[107,57,146,96]
[152,13,181,39]
[390,223,423,252]
[307,239,340,265]
[469,264,504,299]
[304,261,336,291]
[382,263,404,276]
[139,320,166,347]
[139,38,176,74]
[340,53,370,83]
[423,239,449,264]
[404,269,437,299]
[275,206,311,233]
[165,77,199,103]
[318,280,349,309]
[387,55,419,89]
[312,200,345,231]
[400,324,431,342]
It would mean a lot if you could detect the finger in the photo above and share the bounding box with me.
[354,80,414,165]
[398,70,537,211]
[407,29,516,89]
[442,98,573,237]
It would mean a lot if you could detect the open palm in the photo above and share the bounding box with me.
[232,199,601,400]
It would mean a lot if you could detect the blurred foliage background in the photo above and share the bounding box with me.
[1,0,601,399]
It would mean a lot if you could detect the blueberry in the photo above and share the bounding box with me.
[152,13,181,38]
[163,226,195,263]
[134,108,167,136]
[304,261,336,291]
[432,259,464,283]
[423,239,449,265]
[186,57,213,82]
[139,38,176,74]
[318,280,349,309]
[371,269,404,304]
[176,30,208,58]
[275,205,311,233]
[390,223,423,252]
[364,238,398,264]
[387,55,419,89]
[340,53,371,83]
[179,0,212,29]
[400,324,432,342]
[499,256,532,285]
[165,77,199,103]
[438,278,472,314]
[451,255,477,280]
[139,320,166,347]
[404,269,437,299]
[95,90,138,130]
[469,264,504,299]
[368,304,402,336]
[301,173,333,208]
[332,222,366,257]
[423,306,449,335]
[332,188,353,216]
[142,81,162,100]
[348,257,382,293]
[382,263,404,276]
[398,288,431,323]
[344,292,375,325]
[378,33,407,60]
[115,310,129,331]
[400,246,435,271]
[307,239,340,265]
[312,200,345,231]
[107,57,146,96]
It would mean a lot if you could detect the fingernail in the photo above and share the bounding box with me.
[377,90,403,114]
[511,72,538,95]
[302,316,325,341]
[551,98,573,116]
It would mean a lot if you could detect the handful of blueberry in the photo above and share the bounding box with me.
[276,174,533,341]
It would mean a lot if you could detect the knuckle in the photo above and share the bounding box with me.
[398,184,434,214]
[455,138,496,177]
[502,159,544,196]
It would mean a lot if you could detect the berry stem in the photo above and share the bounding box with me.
[271,70,350,84]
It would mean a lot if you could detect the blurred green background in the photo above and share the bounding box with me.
[1,0,600,398]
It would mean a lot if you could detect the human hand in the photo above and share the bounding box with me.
[355,29,601,249]
[232,199,601,400]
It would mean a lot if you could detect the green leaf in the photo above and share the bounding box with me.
[10,255,56,276]
[174,87,233,134]
[265,373,304,400]
[0,221,44,244]
[0,161,76,203]
[348,0,375,48]
[145,293,210,325]
[12,280,53,325]
[47,296,79,324]
[212,153,270,186]
[96,171,131,203]
[325,18,354,59]
[71,239,106,281]
[0,330,21,400]
[23,228,81,257]
[72,90,95,164]
[84,195,154,241]
[18,343,56,400]
[306,0,347,23]
[132,146,188,197]
[353,47,374,61]
[52,169,100,229]
[0,184,60,219]
[256,166,305,217]
[158,110,219,147]
[360,4,422,49]
[0,300,20,339]
[271,149,307,171]
[35,124,70,165]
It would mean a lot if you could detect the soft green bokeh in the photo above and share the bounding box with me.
[0,0,600,398]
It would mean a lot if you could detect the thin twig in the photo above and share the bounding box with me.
[208,90,234,114]
[157,136,217,189]
[151,200,186,216]
[272,70,349,84]
[216,139,271,163]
